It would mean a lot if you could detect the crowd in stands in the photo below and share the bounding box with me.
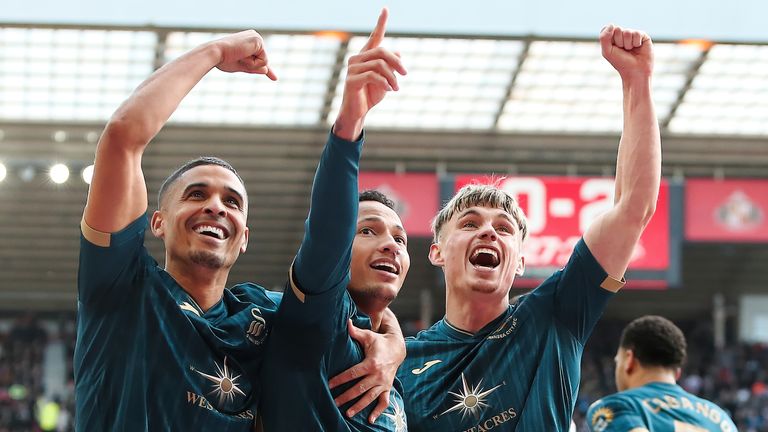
[0,314,74,432]
[0,314,766,431]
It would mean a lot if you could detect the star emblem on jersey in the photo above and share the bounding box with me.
[439,373,503,420]
[192,357,246,407]
[591,406,614,432]
[382,400,407,432]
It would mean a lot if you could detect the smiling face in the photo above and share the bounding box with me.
[430,205,525,298]
[151,164,249,272]
[348,200,410,313]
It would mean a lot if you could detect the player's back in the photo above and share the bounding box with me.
[588,382,737,432]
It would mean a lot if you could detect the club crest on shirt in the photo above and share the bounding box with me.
[246,307,268,345]
[487,316,518,340]
[591,406,614,432]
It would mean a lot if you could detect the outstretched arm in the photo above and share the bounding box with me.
[83,31,276,233]
[293,8,406,294]
[583,25,661,289]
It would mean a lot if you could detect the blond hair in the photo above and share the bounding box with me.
[432,181,528,243]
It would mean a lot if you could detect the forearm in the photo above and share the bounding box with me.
[614,76,661,226]
[85,42,222,232]
[294,132,363,294]
[107,42,222,151]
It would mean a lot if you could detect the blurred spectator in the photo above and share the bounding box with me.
[0,313,70,432]
[36,396,59,431]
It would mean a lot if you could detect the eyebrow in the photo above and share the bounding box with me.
[359,216,406,236]
[182,182,245,204]
[457,208,516,225]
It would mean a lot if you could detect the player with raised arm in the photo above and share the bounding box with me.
[259,10,411,431]
[76,28,403,431]
[397,24,662,431]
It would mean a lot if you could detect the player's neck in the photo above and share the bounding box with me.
[165,260,228,311]
[631,368,677,389]
[350,294,389,332]
[445,290,509,334]
[367,312,384,332]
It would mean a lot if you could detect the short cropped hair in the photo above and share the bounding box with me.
[157,157,245,209]
[431,180,528,243]
[359,189,396,211]
[620,315,687,369]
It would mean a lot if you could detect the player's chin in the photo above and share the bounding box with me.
[381,284,401,301]
[189,250,227,269]
[369,284,398,303]
[468,279,504,295]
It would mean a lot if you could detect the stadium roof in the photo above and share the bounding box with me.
[1,23,767,320]
[2,23,768,136]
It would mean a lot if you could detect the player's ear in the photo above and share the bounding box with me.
[240,226,249,254]
[150,210,165,238]
[428,243,444,267]
[625,349,636,374]
[515,256,525,276]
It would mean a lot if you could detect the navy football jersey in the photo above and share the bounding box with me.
[76,215,280,431]
[260,132,407,431]
[399,239,615,431]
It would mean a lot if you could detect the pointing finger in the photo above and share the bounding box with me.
[361,8,389,52]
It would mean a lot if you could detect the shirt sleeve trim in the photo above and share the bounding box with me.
[288,260,306,303]
[80,217,111,247]
[600,275,626,292]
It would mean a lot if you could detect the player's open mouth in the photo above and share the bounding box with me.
[193,224,230,240]
[469,247,500,269]
[370,258,400,275]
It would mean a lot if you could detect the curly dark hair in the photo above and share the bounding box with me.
[359,189,396,211]
[620,315,687,369]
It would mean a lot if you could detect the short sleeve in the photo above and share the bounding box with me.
[77,215,149,307]
[272,265,354,358]
[552,238,616,343]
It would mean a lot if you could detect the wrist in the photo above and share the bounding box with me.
[621,72,652,89]
[333,114,365,142]
[199,40,225,67]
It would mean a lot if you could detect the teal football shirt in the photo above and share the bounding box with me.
[398,239,614,432]
[259,132,407,431]
[587,382,737,432]
[75,215,281,431]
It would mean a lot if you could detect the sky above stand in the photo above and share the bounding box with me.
[3,0,766,41]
